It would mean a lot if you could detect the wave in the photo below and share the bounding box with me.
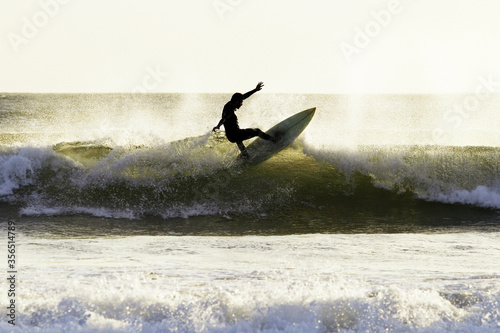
[304,144,500,209]
[1,134,500,219]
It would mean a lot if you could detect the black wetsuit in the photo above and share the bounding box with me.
[216,95,274,157]
[221,101,265,143]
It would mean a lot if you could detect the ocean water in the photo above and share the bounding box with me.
[0,93,499,332]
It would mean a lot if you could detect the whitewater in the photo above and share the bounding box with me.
[0,93,499,332]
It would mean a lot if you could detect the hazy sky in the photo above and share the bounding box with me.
[1,0,499,93]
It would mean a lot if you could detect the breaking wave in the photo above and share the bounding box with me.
[1,133,500,220]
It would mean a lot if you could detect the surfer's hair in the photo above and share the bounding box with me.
[231,93,243,103]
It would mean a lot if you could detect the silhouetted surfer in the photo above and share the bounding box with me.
[213,82,275,158]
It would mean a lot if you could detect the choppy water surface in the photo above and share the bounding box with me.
[0,93,499,332]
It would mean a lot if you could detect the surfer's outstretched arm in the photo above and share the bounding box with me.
[242,82,264,100]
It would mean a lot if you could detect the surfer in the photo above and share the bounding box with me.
[212,81,275,158]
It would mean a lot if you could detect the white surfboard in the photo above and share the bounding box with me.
[240,107,316,164]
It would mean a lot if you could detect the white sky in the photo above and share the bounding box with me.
[1,0,499,94]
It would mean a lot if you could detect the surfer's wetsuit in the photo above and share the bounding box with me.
[213,82,274,157]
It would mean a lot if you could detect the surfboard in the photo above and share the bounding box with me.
[239,107,316,164]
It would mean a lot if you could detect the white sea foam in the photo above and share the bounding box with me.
[11,233,500,332]
[19,205,139,219]
[0,147,55,196]
[425,185,500,210]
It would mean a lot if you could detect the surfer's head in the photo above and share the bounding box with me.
[231,93,243,108]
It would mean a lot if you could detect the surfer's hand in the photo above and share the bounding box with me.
[212,126,219,132]
[256,82,264,91]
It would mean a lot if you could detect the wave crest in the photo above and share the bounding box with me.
[2,137,500,219]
